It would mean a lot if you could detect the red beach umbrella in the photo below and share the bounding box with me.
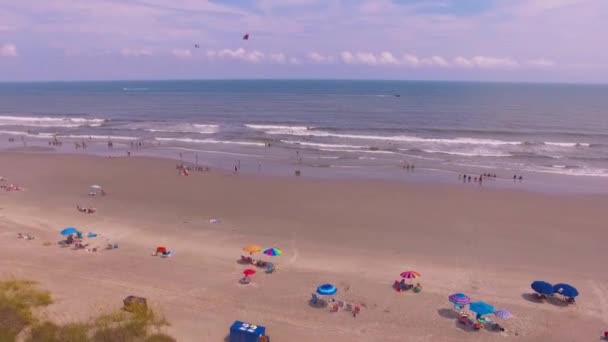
[243,269,256,276]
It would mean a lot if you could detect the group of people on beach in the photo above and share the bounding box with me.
[0,177,22,192]
[459,173,496,184]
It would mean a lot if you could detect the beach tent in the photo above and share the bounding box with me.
[229,320,266,342]
[90,185,103,195]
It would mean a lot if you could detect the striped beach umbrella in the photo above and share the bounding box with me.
[494,309,513,319]
[262,247,282,256]
[449,293,471,305]
[400,271,421,279]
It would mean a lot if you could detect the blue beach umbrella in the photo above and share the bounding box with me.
[60,227,79,236]
[317,283,337,296]
[469,301,495,320]
[553,283,579,298]
[531,281,554,295]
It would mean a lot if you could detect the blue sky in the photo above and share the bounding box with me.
[0,0,606,82]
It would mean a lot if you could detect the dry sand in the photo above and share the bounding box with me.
[1,152,608,341]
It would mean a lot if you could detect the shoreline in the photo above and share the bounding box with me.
[3,143,608,195]
[2,151,608,341]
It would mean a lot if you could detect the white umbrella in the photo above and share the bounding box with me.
[91,185,102,190]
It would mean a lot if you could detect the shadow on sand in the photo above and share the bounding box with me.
[437,308,458,320]
[521,293,569,307]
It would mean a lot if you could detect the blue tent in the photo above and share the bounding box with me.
[229,321,267,342]
[469,301,495,320]
[553,283,579,298]
[60,227,79,236]
[531,281,554,295]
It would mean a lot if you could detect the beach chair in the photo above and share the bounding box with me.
[337,300,345,310]
[393,280,401,292]
[345,303,353,312]
[265,263,275,274]
[353,305,361,317]
[330,303,339,313]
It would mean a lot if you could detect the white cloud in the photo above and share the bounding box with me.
[0,43,18,57]
[470,56,519,69]
[269,53,287,64]
[308,52,334,63]
[378,51,399,66]
[171,48,192,59]
[207,48,265,63]
[403,54,420,67]
[340,51,401,66]
[453,56,474,68]
[120,48,152,57]
[526,58,557,68]
[289,57,300,65]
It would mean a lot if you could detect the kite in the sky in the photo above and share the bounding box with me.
[242,33,249,40]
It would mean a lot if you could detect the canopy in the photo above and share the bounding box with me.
[243,245,262,254]
[531,281,554,295]
[449,293,471,305]
[60,227,79,236]
[316,283,337,296]
[400,271,421,279]
[243,269,256,276]
[553,283,579,297]
[469,301,495,316]
[262,247,282,256]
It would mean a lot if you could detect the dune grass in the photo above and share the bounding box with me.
[0,279,173,342]
[0,280,53,342]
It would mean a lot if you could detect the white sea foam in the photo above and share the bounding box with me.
[156,137,265,147]
[246,124,310,130]
[58,134,139,141]
[544,142,590,148]
[0,115,106,128]
[281,140,367,149]
[421,149,513,157]
[123,122,219,134]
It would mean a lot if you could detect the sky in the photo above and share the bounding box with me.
[0,0,607,82]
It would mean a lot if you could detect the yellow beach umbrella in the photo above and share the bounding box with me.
[242,245,262,254]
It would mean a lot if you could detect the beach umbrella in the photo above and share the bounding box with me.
[494,309,513,320]
[449,293,471,306]
[317,283,337,296]
[60,227,79,236]
[469,301,495,320]
[553,283,579,298]
[242,245,262,254]
[243,269,256,276]
[91,185,102,189]
[531,281,554,295]
[400,271,421,279]
[262,247,282,256]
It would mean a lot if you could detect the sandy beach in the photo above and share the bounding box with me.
[1,151,608,341]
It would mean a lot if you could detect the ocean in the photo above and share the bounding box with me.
[1,80,607,191]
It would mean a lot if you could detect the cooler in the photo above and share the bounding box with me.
[229,320,267,342]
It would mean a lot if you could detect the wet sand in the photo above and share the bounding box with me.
[1,152,607,341]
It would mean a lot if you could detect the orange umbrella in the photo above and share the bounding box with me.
[242,245,262,254]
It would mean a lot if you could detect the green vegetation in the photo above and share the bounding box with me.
[0,280,173,342]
